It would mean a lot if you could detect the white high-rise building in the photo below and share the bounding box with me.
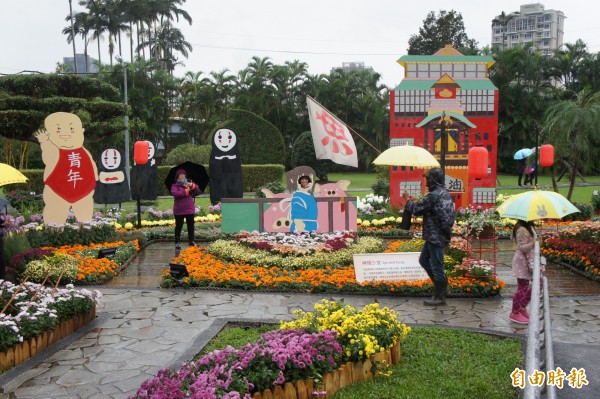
[491,3,565,55]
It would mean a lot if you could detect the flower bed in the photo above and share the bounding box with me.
[132,300,409,399]
[164,234,504,296]
[10,240,140,285]
[541,221,600,280]
[0,281,101,370]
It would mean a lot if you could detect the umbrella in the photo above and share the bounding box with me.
[513,148,534,160]
[0,163,28,186]
[164,162,209,193]
[496,190,580,221]
[372,145,440,168]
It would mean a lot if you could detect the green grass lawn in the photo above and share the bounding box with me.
[3,172,596,213]
[197,324,523,399]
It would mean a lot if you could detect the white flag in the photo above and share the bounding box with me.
[306,97,358,168]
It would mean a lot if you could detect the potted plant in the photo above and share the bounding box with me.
[465,259,495,279]
[457,206,500,238]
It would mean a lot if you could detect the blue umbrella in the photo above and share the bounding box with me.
[513,148,534,160]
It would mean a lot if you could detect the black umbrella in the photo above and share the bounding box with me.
[164,162,209,194]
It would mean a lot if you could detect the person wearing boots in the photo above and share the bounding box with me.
[509,219,545,324]
[402,167,455,306]
[171,168,198,250]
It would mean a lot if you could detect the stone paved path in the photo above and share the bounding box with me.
[1,240,599,398]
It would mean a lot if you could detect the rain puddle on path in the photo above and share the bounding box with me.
[105,241,194,288]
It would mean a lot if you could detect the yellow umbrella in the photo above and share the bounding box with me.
[496,189,579,221]
[372,145,440,168]
[0,163,28,187]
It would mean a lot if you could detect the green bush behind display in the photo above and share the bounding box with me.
[19,164,285,196]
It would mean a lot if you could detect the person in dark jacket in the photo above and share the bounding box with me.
[171,168,198,249]
[516,158,527,187]
[402,167,455,305]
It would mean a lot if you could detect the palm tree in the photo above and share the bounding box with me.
[543,88,600,199]
[138,21,191,73]
[79,0,108,66]
[490,45,557,159]
[547,40,587,91]
[155,0,192,25]
[68,0,78,73]
[492,11,519,51]
[65,10,99,72]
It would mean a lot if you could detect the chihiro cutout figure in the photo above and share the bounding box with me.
[35,112,98,225]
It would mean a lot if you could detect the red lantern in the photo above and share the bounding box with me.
[540,144,554,167]
[468,146,488,179]
[133,140,149,165]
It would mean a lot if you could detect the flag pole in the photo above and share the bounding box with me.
[307,95,381,154]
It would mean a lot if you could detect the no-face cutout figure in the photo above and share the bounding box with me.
[209,128,243,205]
[94,148,131,204]
[130,141,158,200]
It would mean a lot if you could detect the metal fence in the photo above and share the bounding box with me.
[524,241,556,399]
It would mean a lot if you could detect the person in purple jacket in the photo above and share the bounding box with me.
[171,168,198,249]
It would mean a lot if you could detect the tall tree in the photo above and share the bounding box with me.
[491,11,519,51]
[79,0,108,66]
[547,40,588,91]
[543,88,600,199]
[68,0,78,73]
[407,10,479,55]
[577,51,600,93]
[137,21,191,73]
[64,11,93,72]
[489,45,557,163]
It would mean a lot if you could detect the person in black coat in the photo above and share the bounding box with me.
[516,158,527,187]
[403,167,455,306]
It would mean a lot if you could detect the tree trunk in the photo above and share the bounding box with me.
[19,142,28,170]
[84,37,89,73]
[109,34,114,66]
[118,32,123,57]
[550,164,558,192]
[97,36,102,66]
[130,21,134,63]
[568,160,577,200]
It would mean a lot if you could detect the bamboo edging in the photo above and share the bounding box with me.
[0,307,96,372]
[252,341,401,399]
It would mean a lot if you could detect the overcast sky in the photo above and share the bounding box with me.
[1,0,599,88]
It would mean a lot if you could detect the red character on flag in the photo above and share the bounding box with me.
[316,110,354,156]
[307,97,358,168]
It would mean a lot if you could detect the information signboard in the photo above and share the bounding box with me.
[353,252,429,283]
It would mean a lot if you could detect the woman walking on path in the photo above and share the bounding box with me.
[509,219,545,324]
[171,168,199,249]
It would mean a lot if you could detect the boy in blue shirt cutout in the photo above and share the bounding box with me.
[290,175,318,232]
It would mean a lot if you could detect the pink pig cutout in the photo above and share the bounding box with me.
[261,188,292,232]
[313,180,357,232]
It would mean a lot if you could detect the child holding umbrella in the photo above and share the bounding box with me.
[509,219,545,324]
[171,168,199,249]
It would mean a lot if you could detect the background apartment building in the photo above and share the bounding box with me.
[491,3,565,55]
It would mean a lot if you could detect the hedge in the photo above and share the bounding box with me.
[213,109,286,165]
[20,164,285,197]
